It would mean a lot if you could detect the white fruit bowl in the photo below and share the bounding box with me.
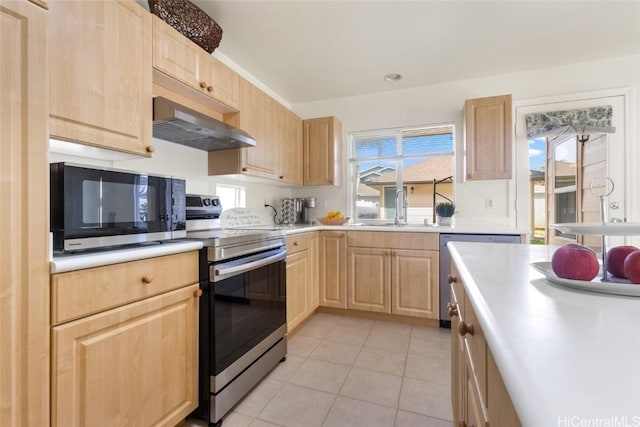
[317,216,350,226]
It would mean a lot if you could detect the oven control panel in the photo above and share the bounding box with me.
[186,194,222,219]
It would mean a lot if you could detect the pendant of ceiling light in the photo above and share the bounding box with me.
[384,73,402,82]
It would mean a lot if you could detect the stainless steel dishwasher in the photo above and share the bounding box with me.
[439,233,521,328]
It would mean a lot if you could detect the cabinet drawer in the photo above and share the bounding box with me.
[287,232,311,254]
[347,231,438,250]
[51,251,199,325]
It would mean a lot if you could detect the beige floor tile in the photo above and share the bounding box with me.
[336,316,375,329]
[365,328,411,352]
[309,339,362,366]
[325,325,371,346]
[371,320,412,336]
[286,334,322,357]
[233,379,284,417]
[220,412,254,427]
[296,320,336,339]
[249,420,283,427]
[394,410,454,427]
[257,383,335,427]
[339,367,402,408]
[265,354,305,382]
[411,325,450,342]
[322,396,396,427]
[310,312,343,325]
[404,354,451,386]
[398,378,453,421]
[288,358,350,393]
[354,345,407,377]
[408,335,451,360]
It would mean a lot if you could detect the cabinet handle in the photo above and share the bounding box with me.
[206,85,213,92]
[199,81,207,89]
[447,302,458,318]
[146,145,155,153]
[448,274,458,284]
[293,241,298,246]
[194,289,203,298]
[457,321,474,337]
[242,167,248,172]
[141,275,154,284]
[279,175,284,179]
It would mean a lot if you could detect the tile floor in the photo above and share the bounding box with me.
[189,312,453,427]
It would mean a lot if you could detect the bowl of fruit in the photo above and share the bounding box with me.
[317,211,350,225]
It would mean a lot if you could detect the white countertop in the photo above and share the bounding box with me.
[278,223,525,236]
[50,240,203,273]
[448,242,640,426]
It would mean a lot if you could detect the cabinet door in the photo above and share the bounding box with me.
[239,79,278,178]
[347,247,390,313]
[487,350,522,426]
[49,0,153,155]
[303,117,342,186]
[451,296,465,425]
[464,94,512,180]
[51,285,200,427]
[390,249,439,319]
[0,2,49,425]
[152,15,201,92]
[204,54,240,110]
[286,251,308,332]
[319,232,347,308]
[308,233,320,312]
[278,107,303,185]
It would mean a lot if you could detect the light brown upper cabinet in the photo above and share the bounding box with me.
[209,78,303,184]
[209,78,277,179]
[303,117,342,186]
[279,107,304,185]
[152,15,239,111]
[1,1,50,425]
[464,94,512,180]
[49,0,153,156]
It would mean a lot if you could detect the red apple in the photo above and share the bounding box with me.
[606,246,640,278]
[551,243,600,281]
[623,251,640,284]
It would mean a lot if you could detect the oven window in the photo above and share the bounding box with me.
[212,259,286,375]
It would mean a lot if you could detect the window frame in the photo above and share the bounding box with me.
[348,123,455,223]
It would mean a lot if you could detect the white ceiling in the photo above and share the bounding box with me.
[190,1,640,104]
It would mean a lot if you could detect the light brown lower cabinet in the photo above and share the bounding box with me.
[286,232,320,332]
[345,232,439,319]
[319,231,347,308]
[50,253,200,427]
[449,265,521,427]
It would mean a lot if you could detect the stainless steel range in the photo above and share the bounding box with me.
[186,195,287,427]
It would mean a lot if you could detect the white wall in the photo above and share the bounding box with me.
[291,54,640,231]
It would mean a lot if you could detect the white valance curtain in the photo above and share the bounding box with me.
[524,105,615,139]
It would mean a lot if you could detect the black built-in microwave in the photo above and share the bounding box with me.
[50,162,186,252]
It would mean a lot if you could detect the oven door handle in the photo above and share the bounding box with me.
[214,250,286,278]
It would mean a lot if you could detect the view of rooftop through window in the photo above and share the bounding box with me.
[350,125,455,223]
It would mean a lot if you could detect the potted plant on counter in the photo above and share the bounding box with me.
[435,201,455,226]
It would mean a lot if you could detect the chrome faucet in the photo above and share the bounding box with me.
[394,188,408,225]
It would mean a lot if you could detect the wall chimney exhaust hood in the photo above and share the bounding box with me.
[152,97,256,151]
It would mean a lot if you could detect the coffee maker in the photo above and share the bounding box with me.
[300,197,316,224]
[280,197,317,225]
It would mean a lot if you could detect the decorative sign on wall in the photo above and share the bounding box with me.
[220,208,272,228]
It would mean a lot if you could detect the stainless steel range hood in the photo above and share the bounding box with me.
[152,97,256,151]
